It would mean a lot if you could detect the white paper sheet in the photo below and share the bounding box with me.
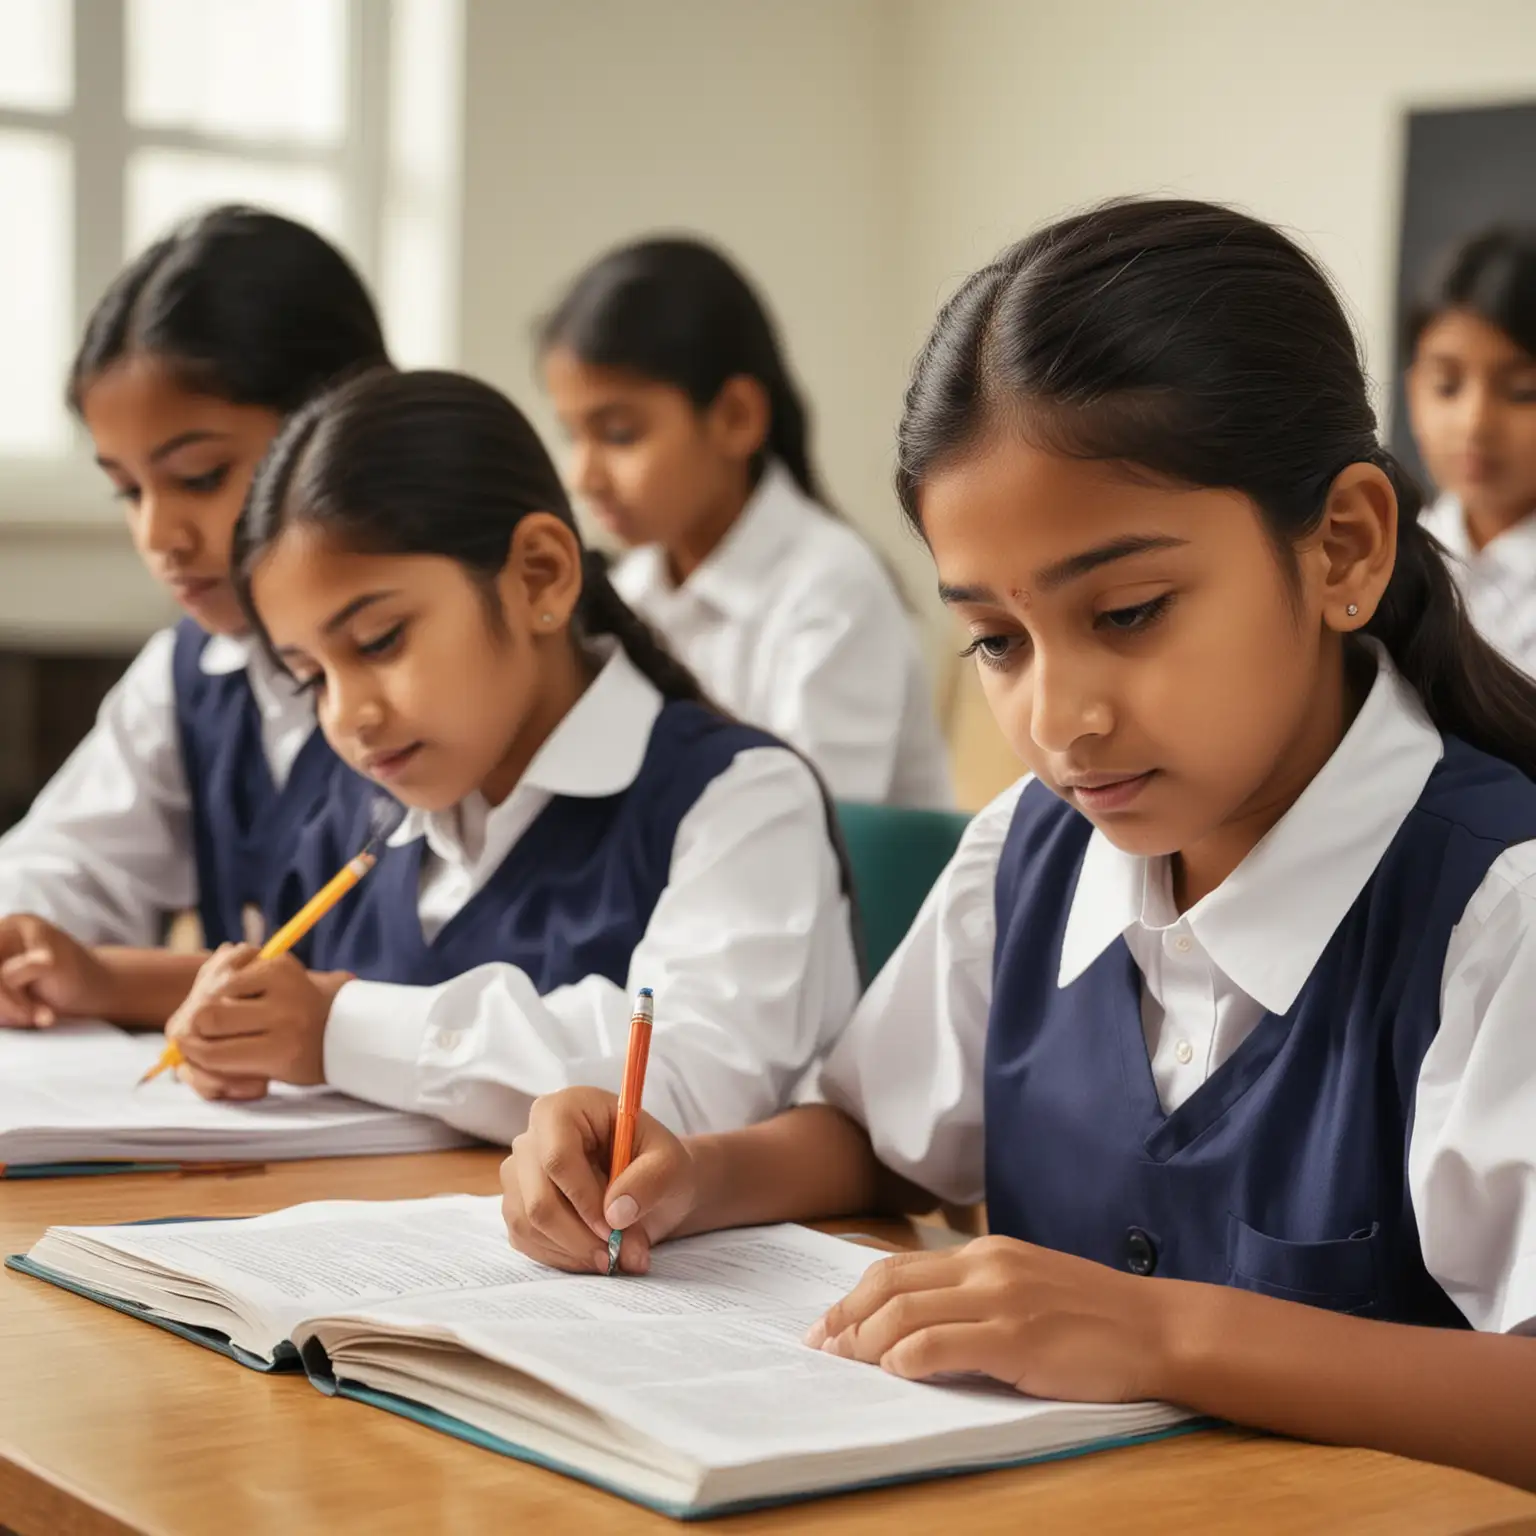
[0,1023,469,1163]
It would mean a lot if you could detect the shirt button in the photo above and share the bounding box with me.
[1174,935,1192,953]
[1123,1227,1158,1277]
[437,1029,463,1050]
[1174,1039,1194,1066]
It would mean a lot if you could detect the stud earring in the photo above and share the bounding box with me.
[541,613,555,624]
[1346,603,1359,617]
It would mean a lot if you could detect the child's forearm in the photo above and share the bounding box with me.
[1156,1279,1536,1489]
[91,947,208,1027]
[680,1105,935,1237]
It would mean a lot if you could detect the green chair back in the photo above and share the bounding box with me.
[834,802,972,979]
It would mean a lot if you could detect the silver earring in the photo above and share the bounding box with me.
[541,613,555,624]
[1346,603,1359,617]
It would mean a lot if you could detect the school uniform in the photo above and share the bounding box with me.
[807,644,1536,1334]
[301,642,861,1146]
[612,460,954,810]
[0,620,333,948]
[1422,493,1536,677]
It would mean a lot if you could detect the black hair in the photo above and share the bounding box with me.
[1405,225,1536,361]
[538,236,830,507]
[236,366,867,971]
[68,205,389,415]
[896,196,1536,780]
[233,367,710,706]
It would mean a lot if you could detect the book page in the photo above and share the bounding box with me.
[39,1195,543,1337]
[0,1021,149,1071]
[305,1224,1058,1463]
[0,1024,465,1161]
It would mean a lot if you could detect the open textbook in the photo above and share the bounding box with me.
[0,1024,470,1172]
[11,1194,1194,1517]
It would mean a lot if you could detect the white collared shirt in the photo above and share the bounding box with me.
[1422,494,1536,677]
[809,651,1536,1335]
[0,627,316,946]
[322,644,861,1147]
[612,461,954,810]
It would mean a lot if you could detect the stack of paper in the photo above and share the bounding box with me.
[0,1023,471,1170]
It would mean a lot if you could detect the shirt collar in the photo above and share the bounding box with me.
[1058,642,1445,1013]
[199,632,257,676]
[1422,494,1536,574]
[623,460,812,621]
[201,630,313,731]
[387,642,664,851]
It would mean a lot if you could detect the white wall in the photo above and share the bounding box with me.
[456,0,930,604]
[8,0,1536,677]
[891,0,1536,425]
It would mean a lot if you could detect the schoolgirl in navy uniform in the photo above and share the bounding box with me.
[541,238,953,810]
[501,201,1536,1489]
[166,369,859,1149]
[0,207,385,1028]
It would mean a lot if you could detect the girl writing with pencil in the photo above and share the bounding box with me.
[1406,226,1536,676]
[541,238,953,810]
[0,207,386,1029]
[501,201,1536,1490]
[162,368,860,1146]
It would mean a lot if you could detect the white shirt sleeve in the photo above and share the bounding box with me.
[801,778,1025,1205]
[0,629,195,946]
[1411,841,1536,1334]
[321,747,861,1145]
[757,570,912,805]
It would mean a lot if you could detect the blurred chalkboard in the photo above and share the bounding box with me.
[1390,100,1536,485]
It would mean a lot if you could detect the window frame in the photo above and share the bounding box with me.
[0,0,391,525]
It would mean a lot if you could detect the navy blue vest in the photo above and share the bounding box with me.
[292,701,791,992]
[171,620,352,949]
[985,736,1536,1327]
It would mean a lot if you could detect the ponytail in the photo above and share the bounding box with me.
[758,369,824,505]
[1364,452,1536,777]
[575,550,707,705]
[574,546,864,974]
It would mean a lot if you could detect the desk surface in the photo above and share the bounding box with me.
[1,1152,1532,1536]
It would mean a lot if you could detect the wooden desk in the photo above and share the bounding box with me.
[1,1153,1532,1536]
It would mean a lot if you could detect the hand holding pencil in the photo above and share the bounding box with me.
[140,798,401,1088]
[139,850,376,1088]
[499,988,699,1275]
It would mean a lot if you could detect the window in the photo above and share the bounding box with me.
[0,0,460,505]
[0,0,73,456]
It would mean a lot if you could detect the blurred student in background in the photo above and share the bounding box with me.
[0,208,386,1030]
[1407,226,1536,676]
[540,237,953,809]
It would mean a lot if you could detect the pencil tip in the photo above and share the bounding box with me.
[365,795,406,851]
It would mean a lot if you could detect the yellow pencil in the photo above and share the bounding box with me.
[137,849,378,1087]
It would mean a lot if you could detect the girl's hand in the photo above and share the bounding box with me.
[501,1087,699,1275]
[0,915,112,1028]
[808,1235,1172,1404]
[167,944,351,1100]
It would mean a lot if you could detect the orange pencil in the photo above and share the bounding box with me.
[605,986,655,1275]
[136,848,379,1087]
